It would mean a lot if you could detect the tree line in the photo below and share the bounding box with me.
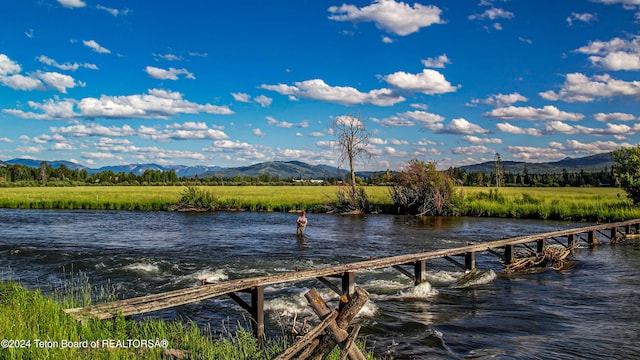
[0,160,617,188]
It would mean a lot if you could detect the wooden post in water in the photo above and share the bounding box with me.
[465,251,475,271]
[587,230,598,245]
[228,286,264,344]
[414,259,426,285]
[611,227,618,241]
[567,233,575,247]
[537,239,545,253]
[342,272,355,297]
[504,244,514,265]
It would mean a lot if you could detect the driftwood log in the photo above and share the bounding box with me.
[275,287,369,360]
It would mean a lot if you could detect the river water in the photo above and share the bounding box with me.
[1,209,639,359]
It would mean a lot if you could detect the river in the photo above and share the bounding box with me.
[1,209,639,359]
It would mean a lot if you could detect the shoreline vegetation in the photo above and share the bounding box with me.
[0,185,637,222]
[0,278,374,360]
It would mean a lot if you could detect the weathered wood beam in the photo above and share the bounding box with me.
[414,259,426,285]
[316,276,342,296]
[274,311,338,360]
[443,256,465,269]
[504,244,514,265]
[304,288,366,360]
[465,251,475,271]
[339,325,362,360]
[392,265,415,282]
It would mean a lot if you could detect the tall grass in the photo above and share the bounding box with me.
[0,278,375,359]
[0,185,638,221]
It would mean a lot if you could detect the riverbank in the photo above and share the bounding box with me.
[0,185,636,221]
[0,279,374,359]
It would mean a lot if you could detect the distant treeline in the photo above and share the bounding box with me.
[0,161,617,187]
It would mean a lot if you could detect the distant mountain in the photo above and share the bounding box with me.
[6,158,89,171]
[3,152,616,180]
[457,152,614,174]
[203,160,349,179]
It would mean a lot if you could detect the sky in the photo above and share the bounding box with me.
[1,0,640,171]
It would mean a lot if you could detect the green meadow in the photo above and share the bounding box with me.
[0,185,637,221]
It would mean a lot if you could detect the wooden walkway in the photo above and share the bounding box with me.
[64,218,640,339]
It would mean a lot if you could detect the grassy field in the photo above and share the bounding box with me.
[0,185,637,221]
[0,278,374,360]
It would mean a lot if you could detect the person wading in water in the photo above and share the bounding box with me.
[296,211,308,237]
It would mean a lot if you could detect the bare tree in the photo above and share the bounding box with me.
[333,114,372,198]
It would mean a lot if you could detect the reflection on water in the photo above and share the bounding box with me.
[1,209,639,359]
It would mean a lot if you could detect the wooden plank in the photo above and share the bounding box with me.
[274,311,338,360]
[65,219,640,321]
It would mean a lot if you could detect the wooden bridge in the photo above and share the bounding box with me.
[64,218,640,342]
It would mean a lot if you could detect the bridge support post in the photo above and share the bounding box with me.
[414,260,426,285]
[504,244,514,265]
[465,251,475,271]
[588,230,598,245]
[611,227,618,241]
[251,286,264,344]
[568,234,575,247]
[537,239,545,253]
[341,272,355,297]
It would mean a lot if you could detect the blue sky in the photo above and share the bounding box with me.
[1,0,640,171]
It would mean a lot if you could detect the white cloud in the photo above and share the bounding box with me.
[593,112,637,121]
[540,73,640,102]
[328,0,444,36]
[261,78,405,106]
[36,71,81,93]
[506,146,567,161]
[58,0,85,8]
[483,105,584,121]
[472,92,528,107]
[567,12,597,26]
[83,40,111,54]
[451,145,494,155]
[0,137,12,143]
[421,54,451,68]
[384,146,408,157]
[51,123,136,137]
[468,7,514,21]
[51,142,76,151]
[0,74,43,91]
[231,92,251,102]
[373,115,414,127]
[551,139,632,154]
[591,0,640,5]
[575,36,640,71]
[266,116,294,128]
[5,89,233,120]
[254,95,272,107]
[462,135,502,145]
[0,54,22,75]
[37,55,97,71]
[253,128,265,137]
[383,69,459,95]
[96,5,130,16]
[426,118,489,135]
[382,36,395,44]
[496,122,542,136]
[145,66,195,80]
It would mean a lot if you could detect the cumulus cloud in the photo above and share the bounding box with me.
[254,95,272,107]
[567,12,597,26]
[426,118,489,134]
[540,73,640,102]
[96,5,130,16]
[83,40,111,54]
[231,92,251,102]
[328,0,444,36]
[451,145,494,155]
[506,146,567,161]
[266,116,294,128]
[145,66,195,80]
[483,105,584,121]
[58,0,85,8]
[462,135,502,145]
[468,7,515,21]
[382,69,459,95]
[496,122,542,136]
[4,88,233,120]
[550,139,632,154]
[421,54,451,68]
[575,36,640,71]
[261,78,405,106]
[471,92,528,107]
[37,55,97,71]
[593,112,637,121]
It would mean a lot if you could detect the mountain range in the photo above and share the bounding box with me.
[1,152,615,179]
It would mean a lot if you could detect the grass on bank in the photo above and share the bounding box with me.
[0,185,638,221]
[0,276,375,360]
